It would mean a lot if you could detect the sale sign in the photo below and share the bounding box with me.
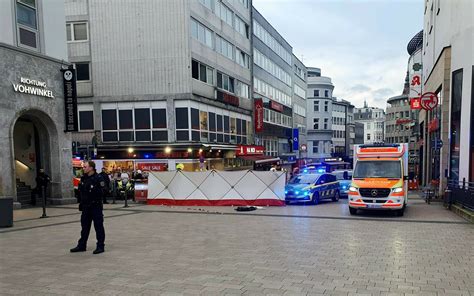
[136,163,167,172]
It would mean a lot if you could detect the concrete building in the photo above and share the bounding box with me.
[331,99,354,160]
[0,0,75,207]
[306,67,334,160]
[354,102,385,144]
[292,54,307,159]
[420,0,473,194]
[65,0,254,171]
[252,7,294,159]
[354,122,365,145]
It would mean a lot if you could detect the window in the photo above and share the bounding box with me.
[236,48,250,69]
[152,109,167,141]
[312,141,319,153]
[176,108,189,141]
[198,0,213,10]
[367,133,371,141]
[324,118,328,130]
[215,1,233,27]
[314,101,319,112]
[74,63,90,81]
[216,35,234,60]
[324,101,328,112]
[234,16,249,39]
[294,84,305,99]
[313,118,319,129]
[66,22,88,42]
[217,72,235,93]
[79,111,93,130]
[314,89,320,97]
[254,77,291,106]
[253,20,292,65]
[253,49,292,86]
[237,0,249,8]
[236,80,250,99]
[16,0,38,49]
[324,90,329,97]
[190,18,213,48]
[191,60,214,85]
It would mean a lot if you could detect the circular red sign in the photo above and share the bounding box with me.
[420,92,438,110]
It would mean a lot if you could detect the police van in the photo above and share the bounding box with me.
[285,173,340,205]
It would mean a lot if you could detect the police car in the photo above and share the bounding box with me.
[332,170,352,198]
[285,173,340,205]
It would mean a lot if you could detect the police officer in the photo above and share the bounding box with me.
[70,160,106,254]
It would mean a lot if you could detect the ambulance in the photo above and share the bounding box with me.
[348,143,408,216]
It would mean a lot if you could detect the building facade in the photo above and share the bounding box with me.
[420,0,473,194]
[292,54,307,159]
[1,0,75,207]
[354,103,385,144]
[66,0,254,171]
[252,7,294,158]
[331,99,354,160]
[306,67,334,160]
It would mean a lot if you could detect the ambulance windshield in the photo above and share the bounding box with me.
[353,160,401,179]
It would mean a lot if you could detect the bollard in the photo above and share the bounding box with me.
[40,186,48,218]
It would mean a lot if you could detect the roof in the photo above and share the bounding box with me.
[407,30,423,55]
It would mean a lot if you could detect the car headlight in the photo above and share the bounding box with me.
[285,190,288,194]
[349,186,358,192]
[295,191,299,195]
[342,185,347,189]
[303,191,309,196]
[392,187,403,193]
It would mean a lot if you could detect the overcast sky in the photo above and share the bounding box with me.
[252,0,424,109]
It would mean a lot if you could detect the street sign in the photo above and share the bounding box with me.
[292,128,299,151]
[420,92,438,111]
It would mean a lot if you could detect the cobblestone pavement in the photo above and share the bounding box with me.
[0,194,473,296]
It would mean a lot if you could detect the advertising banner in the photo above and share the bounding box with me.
[61,66,78,132]
[254,99,264,133]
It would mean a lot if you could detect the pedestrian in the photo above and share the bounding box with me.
[70,160,106,254]
[99,167,110,204]
[35,168,51,204]
[134,170,143,180]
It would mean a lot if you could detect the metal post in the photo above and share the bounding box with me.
[40,186,48,218]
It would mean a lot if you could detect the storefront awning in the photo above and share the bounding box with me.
[238,155,281,164]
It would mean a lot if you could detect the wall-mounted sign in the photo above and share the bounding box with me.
[396,118,413,124]
[254,99,264,133]
[236,145,265,156]
[408,50,422,99]
[270,100,283,112]
[300,144,307,151]
[61,67,78,132]
[292,128,299,151]
[12,77,54,98]
[420,92,438,111]
[410,97,422,109]
[216,90,239,107]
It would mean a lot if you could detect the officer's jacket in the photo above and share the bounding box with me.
[78,172,105,208]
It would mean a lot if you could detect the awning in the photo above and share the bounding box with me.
[238,155,281,164]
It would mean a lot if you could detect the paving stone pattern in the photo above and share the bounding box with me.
[0,197,473,296]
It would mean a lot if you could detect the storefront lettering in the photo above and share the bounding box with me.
[12,77,54,98]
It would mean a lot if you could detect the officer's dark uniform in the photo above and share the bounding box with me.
[74,172,106,253]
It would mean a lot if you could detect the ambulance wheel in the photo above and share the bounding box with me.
[332,191,340,202]
[349,207,357,215]
[312,193,320,205]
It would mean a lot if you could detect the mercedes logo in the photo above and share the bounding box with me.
[371,189,378,197]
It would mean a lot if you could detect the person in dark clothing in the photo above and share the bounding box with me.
[99,168,110,204]
[70,160,106,254]
[34,169,51,205]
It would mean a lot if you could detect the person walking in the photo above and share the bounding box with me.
[99,167,110,204]
[70,160,106,254]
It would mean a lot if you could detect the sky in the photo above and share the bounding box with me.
[252,0,424,109]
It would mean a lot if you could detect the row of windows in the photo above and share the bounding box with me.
[198,0,250,38]
[263,108,292,128]
[387,111,411,120]
[332,130,346,139]
[366,132,384,141]
[191,18,250,69]
[175,107,251,144]
[365,122,384,130]
[253,49,292,86]
[262,138,278,157]
[191,60,249,99]
[313,89,330,98]
[253,20,292,65]
[333,104,346,113]
[253,77,291,107]
[332,117,346,125]
[313,100,329,112]
[293,84,306,99]
[386,136,410,144]
[293,104,306,117]
[313,118,329,130]
[101,108,168,142]
[312,140,331,154]
[386,125,411,133]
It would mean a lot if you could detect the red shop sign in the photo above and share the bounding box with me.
[270,100,283,112]
[420,92,438,111]
[254,99,264,133]
[236,145,265,156]
[410,97,422,110]
[396,118,412,124]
